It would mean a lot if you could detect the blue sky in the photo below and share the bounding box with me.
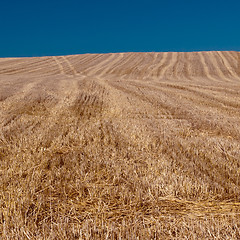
[0,0,239,57]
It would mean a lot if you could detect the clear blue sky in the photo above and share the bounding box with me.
[0,0,240,57]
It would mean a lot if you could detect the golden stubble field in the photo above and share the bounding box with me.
[0,51,240,239]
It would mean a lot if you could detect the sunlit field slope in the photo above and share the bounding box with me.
[1,51,240,239]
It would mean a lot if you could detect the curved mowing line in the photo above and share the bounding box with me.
[105,53,135,76]
[77,54,107,72]
[160,52,178,79]
[183,52,193,81]
[209,51,233,83]
[225,51,239,63]
[198,52,221,83]
[94,53,124,77]
[98,53,124,76]
[53,56,65,75]
[84,54,114,76]
[217,51,240,80]
[61,56,78,76]
[0,58,53,75]
[172,52,183,80]
[153,52,170,79]
[118,53,151,79]
[146,52,167,79]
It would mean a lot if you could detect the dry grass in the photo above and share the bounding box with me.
[0,51,240,239]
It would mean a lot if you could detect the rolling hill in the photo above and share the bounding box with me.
[1,51,240,239]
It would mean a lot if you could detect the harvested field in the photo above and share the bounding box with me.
[0,51,240,239]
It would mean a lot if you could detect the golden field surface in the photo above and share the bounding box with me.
[0,51,240,239]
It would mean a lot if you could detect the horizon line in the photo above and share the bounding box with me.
[1,50,239,59]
